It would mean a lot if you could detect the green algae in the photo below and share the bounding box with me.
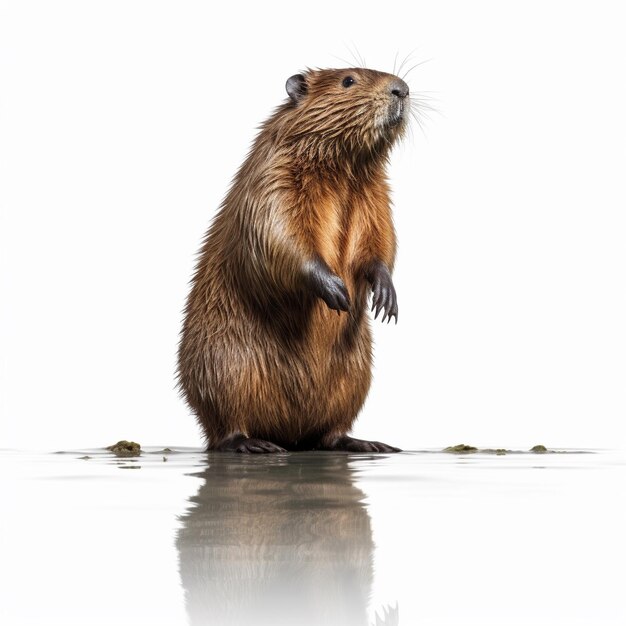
[530,444,548,454]
[443,444,478,454]
[106,440,141,457]
[442,443,563,455]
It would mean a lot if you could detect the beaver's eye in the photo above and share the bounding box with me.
[342,76,355,88]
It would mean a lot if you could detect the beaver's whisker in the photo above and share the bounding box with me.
[412,102,440,121]
[402,59,433,81]
[332,53,356,68]
[411,100,438,115]
[410,92,440,108]
[392,51,400,76]
[409,108,428,138]
[410,92,439,103]
[396,48,420,77]
[346,42,366,68]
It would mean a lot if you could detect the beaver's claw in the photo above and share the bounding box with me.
[369,262,398,324]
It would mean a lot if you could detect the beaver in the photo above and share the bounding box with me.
[177,67,410,453]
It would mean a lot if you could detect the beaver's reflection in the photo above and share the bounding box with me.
[177,452,394,626]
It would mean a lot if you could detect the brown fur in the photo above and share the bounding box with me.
[177,67,409,451]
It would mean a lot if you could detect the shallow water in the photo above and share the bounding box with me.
[1,447,624,626]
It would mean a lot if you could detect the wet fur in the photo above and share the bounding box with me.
[177,68,408,451]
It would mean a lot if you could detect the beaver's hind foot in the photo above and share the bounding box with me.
[212,433,287,454]
[321,435,401,453]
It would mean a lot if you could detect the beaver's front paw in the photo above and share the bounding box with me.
[368,262,398,324]
[306,257,351,313]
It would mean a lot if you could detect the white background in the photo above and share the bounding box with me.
[1,0,625,452]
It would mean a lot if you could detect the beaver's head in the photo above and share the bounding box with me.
[280,68,410,163]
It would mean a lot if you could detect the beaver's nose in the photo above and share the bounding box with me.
[389,78,409,99]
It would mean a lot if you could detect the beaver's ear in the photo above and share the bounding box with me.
[286,74,307,104]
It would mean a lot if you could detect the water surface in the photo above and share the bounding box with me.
[1,447,624,625]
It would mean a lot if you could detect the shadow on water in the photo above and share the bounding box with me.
[176,452,399,626]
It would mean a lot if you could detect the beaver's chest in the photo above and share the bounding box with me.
[312,192,381,277]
